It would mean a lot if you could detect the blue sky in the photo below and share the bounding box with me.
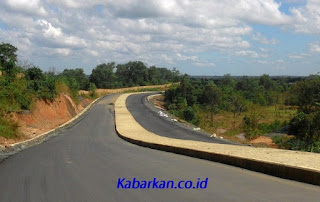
[0,0,319,76]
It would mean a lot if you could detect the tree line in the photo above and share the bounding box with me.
[164,74,320,152]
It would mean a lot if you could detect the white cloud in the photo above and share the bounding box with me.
[36,19,87,49]
[176,53,198,62]
[252,33,278,45]
[310,42,320,54]
[288,53,310,59]
[290,0,320,34]
[3,0,46,16]
[194,62,216,67]
[235,50,259,58]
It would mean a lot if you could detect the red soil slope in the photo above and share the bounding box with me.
[0,94,92,146]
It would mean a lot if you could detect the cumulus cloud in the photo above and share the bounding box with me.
[0,0,318,75]
[36,19,87,49]
[290,0,320,34]
[2,0,47,16]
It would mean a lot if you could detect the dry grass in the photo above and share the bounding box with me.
[149,94,297,142]
[197,105,297,138]
[78,83,176,97]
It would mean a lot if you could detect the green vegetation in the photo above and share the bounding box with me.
[90,61,181,88]
[0,42,180,140]
[164,74,320,153]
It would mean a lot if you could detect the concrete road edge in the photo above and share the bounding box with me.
[115,92,320,186]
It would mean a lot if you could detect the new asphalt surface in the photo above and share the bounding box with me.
[0,94,319,201]
[126,93,236,144]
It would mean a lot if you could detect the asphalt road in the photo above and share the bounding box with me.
[0,94,319,201]
[126,93,235,144]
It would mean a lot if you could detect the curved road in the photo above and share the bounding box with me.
[0,94,319,201]
[127,93,236,144]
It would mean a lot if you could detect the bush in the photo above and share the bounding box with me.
[89,83,97,98]
[258,120,282,134]
[272,136,291,149]
[287,138,320,153]
[272,136,320,153]
[245,120,284,140]
[183,106,195,121]
[26,67,57,101]
[0,116,19,139]
[289,111,320,142]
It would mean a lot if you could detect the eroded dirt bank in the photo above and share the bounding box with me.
[0,94,92,146]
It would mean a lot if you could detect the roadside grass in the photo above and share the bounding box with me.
[78,83,175,97]
[195,104,297,139]
[0,116,20,139]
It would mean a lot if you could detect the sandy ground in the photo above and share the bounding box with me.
[115,93,320,172]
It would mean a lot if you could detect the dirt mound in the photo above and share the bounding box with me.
[250,136,277,148]
[0,94,91,146]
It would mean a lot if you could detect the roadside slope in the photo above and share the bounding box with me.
[115,92,320,185]
[0,93,92,147]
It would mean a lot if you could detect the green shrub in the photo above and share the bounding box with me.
[89,82,97,98]
[289,111,320,142]
[258,120,282,134]
[183,106,195,121]
[0,116,19,139]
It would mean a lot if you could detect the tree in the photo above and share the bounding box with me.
[228,92,246,118]
[0,43,17,67]
[90,63,117,88]
[25,67,57,101]
[288,75,320,146]
[220,74,235,88]
[122,61,148,86]
[60,68,89,90]
[183,106,195,121]
[290,75,320,113]
[243,103,266,131]
[289,112,320,144]
[25,67,45,92]
[203,81,221,125]
[259,74,275,91]
[0,43,19,80]
[180,75,190,99]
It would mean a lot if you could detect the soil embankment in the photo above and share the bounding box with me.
[0,94,92,146]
